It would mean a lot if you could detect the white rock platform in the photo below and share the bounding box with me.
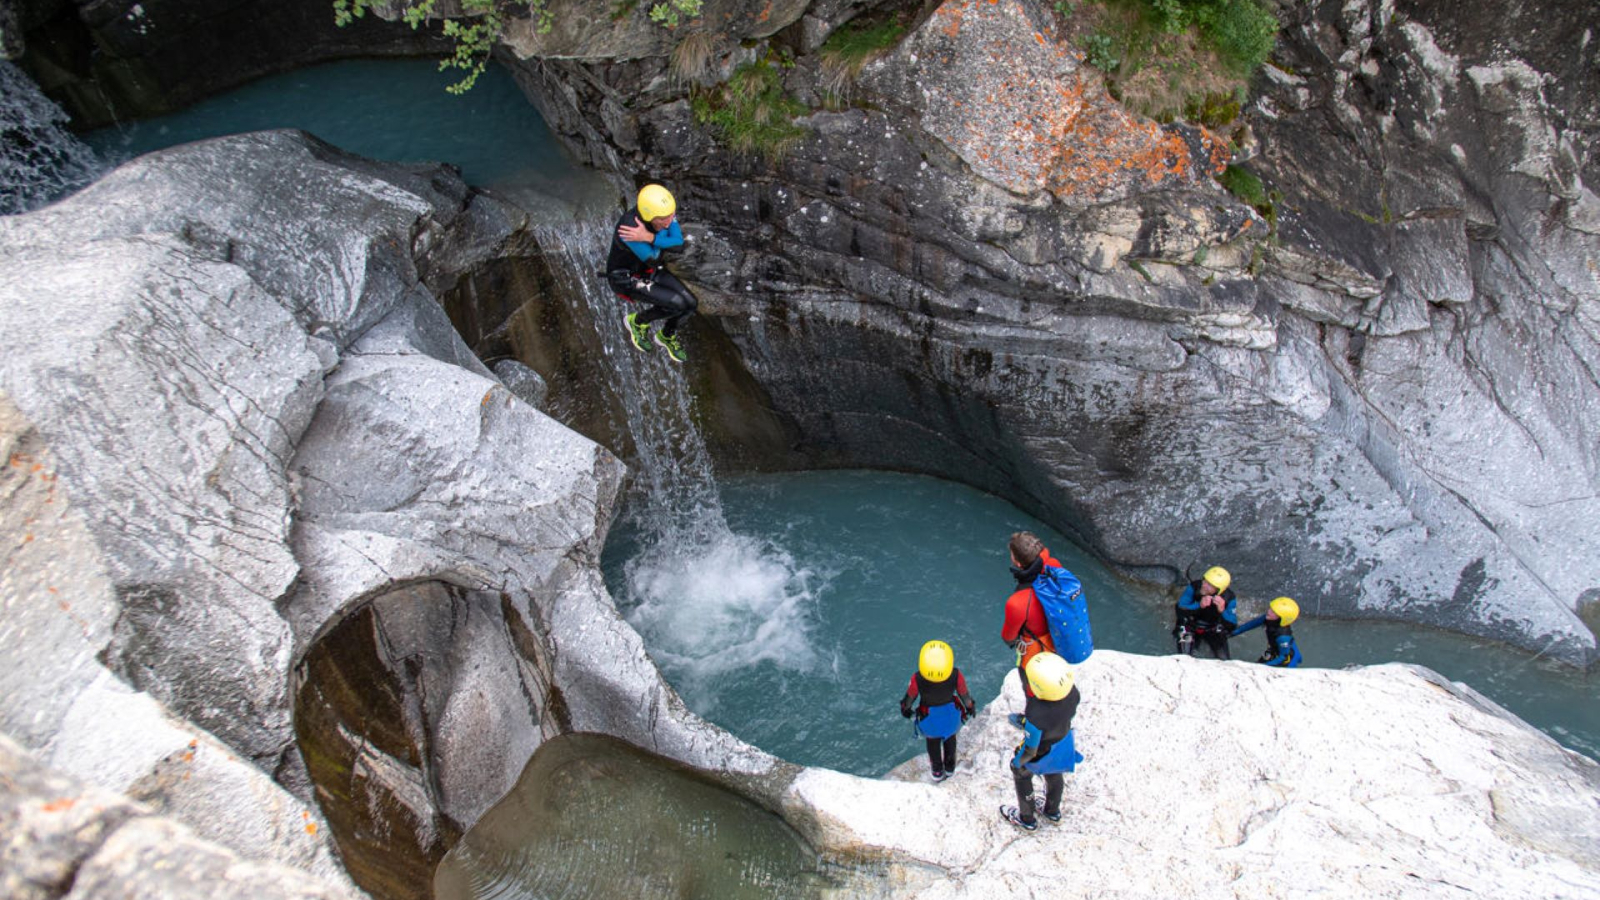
[788,651,1600,899]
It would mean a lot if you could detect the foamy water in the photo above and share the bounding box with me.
[622,530,829,681]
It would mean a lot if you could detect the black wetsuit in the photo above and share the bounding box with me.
[1174,581,1238,660]
[1012,685,1080,823]
[606,207,698,337]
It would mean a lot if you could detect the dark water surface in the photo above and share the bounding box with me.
[82,58,603,203]
[604,470,1600,775]
[433,734,829,900]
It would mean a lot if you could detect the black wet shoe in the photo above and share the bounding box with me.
[932,770,949,783]
[1034,797,1061,823]
[1000,805,1038,832]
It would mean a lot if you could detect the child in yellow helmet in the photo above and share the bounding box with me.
[1174,565,1238,659]
[1001,652,1083,831]
[899,640,977,783]
[1232,596,1304,667]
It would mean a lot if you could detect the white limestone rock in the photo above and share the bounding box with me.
[792,651,1600,898]
[0,733,354,900]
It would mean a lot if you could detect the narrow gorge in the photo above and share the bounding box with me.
[2,1,1597,898]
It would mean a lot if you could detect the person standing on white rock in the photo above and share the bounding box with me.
[1001,652,1083,832]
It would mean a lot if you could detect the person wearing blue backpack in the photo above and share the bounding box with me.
[1002,532,1094,698]
[1232,596,1304,667]
[899,640,977,782]
[1000,652,1083,831]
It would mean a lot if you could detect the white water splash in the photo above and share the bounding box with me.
[1,62,100,214]
[531,215,827,683]
[624,531,826,680]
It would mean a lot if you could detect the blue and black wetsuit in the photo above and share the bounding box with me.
[900,670,976,778]
[1233,616,1302,667]
[1175,581,1238,659]
[606,207,697,336]
[1011,685,1081,825]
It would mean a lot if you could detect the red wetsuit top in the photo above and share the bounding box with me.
[1003,551,1061,688]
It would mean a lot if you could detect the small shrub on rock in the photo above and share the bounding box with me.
[691,57,809,161]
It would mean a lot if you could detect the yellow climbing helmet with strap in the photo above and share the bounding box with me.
[1269,596,1300,626]
[1203,566,1231,591]
[919,640,953,681]
[1025,652,1074,701]
[637,184,676,220]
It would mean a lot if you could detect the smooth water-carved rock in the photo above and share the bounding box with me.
[0,396,357,894]
[0,130,604,893]
[0,130,798,898]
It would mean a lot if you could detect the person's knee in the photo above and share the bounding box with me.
[669,285,698,315]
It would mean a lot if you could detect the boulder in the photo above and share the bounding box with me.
[0,129,789,898]
[0,733,356,900]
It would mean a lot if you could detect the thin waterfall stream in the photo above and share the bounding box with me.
[534,216,830,687]
[0,60,100,214]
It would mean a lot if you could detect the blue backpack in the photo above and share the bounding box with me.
[1034,565,1094,664]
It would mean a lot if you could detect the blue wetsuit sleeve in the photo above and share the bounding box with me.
[624,237,659,263]
[653,219,684,251]
[1012,720,1044,768]
[1233,615,1265,636]
[1222,596,1239,629]
[1176,585,1200,612]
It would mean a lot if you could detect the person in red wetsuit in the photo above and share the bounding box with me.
[1002,531,1060,696]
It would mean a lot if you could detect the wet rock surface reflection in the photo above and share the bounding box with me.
[434,734,826,900]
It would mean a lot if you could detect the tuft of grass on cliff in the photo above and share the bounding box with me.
[1054,0,1279,127]
[819,13,909,99]
[691,54,809,161]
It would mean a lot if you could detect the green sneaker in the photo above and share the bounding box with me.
[654,330,687,364]
[625,311,652,353]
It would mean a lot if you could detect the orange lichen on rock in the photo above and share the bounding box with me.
[937,1,966,38]
[906,0,1220,206]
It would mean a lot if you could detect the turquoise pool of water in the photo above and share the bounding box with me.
[434,734,835,900]
[602,469,1600,776]
[82,57,605,204]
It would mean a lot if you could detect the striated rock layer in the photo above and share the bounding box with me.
[495,0,1600,664]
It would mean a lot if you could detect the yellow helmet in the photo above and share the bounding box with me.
[919,640,953,681]
[1269,596,1300,626]
[1024,652,1074,701]
[1203,566,1231,591]
[637,184,676,220]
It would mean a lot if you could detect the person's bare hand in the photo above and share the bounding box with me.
[618,217,652,243]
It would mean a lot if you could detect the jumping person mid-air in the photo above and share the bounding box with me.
[606,183,698,364]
